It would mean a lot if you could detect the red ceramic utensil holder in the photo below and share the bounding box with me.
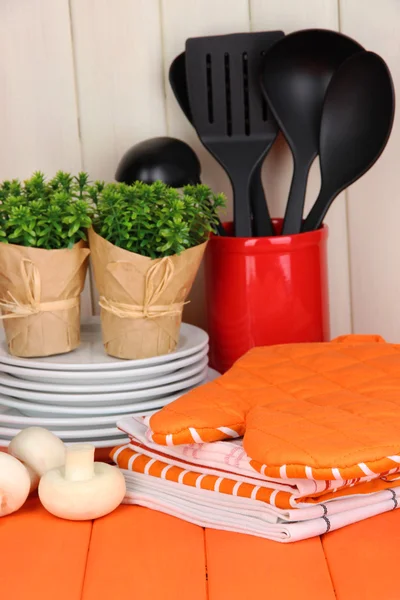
[205,220,330,373]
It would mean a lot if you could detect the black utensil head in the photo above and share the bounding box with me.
[319,50,395,197]
[260,28,364,163]
[185,31,284,144]
[169,52,192,123]
[115,136,201,187]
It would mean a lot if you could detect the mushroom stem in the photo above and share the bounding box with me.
[64,444,95,482]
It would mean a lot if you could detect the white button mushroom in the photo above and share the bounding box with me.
[38,443,126,520]
[0,452,31,516]
[9,427,66,492]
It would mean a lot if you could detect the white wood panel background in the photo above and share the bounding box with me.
[0,0,397,340]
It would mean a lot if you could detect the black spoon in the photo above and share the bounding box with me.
[302,51,395,233]
[260,29,363,235]
[170,51,276,237]
[115,136,225,235]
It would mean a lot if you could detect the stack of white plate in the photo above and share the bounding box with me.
[0,318,218,447]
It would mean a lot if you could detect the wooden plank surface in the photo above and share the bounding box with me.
[70,0,166,182]
[0,497,92,600]
[82,505,207,600]
[70,0,167,314]
[0,0,91,318]
[339,0,400,341]
[206,528,335,599]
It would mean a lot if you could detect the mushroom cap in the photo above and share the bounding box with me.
[0,453,31,517]
[9,427,66,480]
[38,463,126,520]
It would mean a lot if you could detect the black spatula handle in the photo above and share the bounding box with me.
[250,163,275,237]
[281,160,311,235]
[231,174,253,237]
[302,189,332,232]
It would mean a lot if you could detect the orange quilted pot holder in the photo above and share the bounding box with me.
[149,335,400,481]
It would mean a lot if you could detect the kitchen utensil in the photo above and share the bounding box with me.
[260,29,363,234]
[185,31,284,237]
[0,319,208,371]
[115,136,201,187]
[115,136,225,236]
[170,51,276,237]
[302,51,395,232]
[0,350,208,386]
[169,52,192,122]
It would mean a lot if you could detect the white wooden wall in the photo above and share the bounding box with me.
[0,0,398,340]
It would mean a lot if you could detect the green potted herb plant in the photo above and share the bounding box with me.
[0,172,92,357]
[88,181,224,359]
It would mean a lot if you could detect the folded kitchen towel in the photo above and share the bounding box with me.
[115,416,400,513]
[147,334,400,481]
[118,468,400,543]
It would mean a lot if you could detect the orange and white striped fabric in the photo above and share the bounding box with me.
[148,335,400,481]
[112,417,400,512]
[111,417,400,541]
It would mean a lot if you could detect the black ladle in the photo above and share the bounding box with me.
[115,136,225,235]
[302,51,395,233]
[170,51,276,238]
[260,29,363,235]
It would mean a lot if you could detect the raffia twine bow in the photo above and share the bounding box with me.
[0,258,79,320]
[99,256,188,320]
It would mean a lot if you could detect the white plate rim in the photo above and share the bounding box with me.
[0,409,132,427]
[0,346,209,383]
[0,356,209,394]
[0,425,123,438]
[0,368,211,415]
[0,436,128,448]
[0,320,208,371]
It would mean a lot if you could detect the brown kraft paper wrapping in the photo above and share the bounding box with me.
[0,241,90,357]
[88,227,207,359]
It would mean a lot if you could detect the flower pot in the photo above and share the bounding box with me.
[0,241,90,358]
[88,228,207,359]
[204,220,330,373]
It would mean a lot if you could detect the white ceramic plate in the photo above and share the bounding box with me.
[0,381,169,406]
[0,390,190,418]
[0,367,214,416]
[0,407,136,428]
[0,318,208,371]
[0,354,208,394]
[0,435,128,448]
[0,368,219,417]
[0,425,125,439]
[0,345,209,385]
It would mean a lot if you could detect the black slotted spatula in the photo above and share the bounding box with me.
[185,31,284,237]
[170,50,275,237]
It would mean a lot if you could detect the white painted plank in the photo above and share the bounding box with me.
[70,0,166,182]
[0,0,92,320]
[339,0,400,341]
[250,0,351,339]
[161,0,250,330]
[70,0,166,315]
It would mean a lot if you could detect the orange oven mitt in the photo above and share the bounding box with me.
[149,335,400,481]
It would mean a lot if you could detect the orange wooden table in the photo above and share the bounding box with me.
[2,497,399,600]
